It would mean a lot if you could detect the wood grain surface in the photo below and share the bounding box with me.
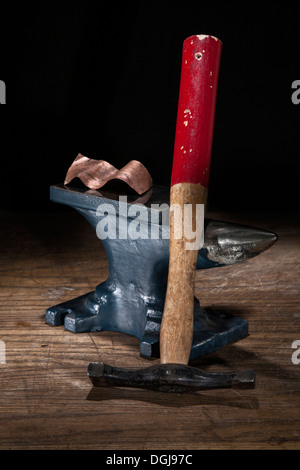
[0,209,299,450]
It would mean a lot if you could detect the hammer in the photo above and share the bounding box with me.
[88,35,255,392]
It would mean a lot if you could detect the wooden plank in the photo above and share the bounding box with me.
[0,210,299,450]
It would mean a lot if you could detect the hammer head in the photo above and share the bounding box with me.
[88,362,255,393]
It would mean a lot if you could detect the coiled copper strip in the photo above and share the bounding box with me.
[64,154,153,195]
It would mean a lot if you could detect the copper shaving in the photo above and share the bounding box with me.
[64,154,153,195]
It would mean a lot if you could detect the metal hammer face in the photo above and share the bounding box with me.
[88,362,255,393]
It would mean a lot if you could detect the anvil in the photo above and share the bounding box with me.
[46,182,277,360]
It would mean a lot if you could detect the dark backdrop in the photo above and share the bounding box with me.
[1,2,299,212]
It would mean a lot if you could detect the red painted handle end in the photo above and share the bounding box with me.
[171,35,222,188]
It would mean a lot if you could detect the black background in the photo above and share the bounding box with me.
[1,1,299,213]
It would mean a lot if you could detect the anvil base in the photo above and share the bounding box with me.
[46,292,248,360]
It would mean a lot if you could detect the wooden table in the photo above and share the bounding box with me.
[0,209,299,450]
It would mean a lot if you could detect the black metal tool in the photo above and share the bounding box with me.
[88,362,255,393]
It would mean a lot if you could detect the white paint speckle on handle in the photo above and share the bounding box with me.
[196,34,219,42]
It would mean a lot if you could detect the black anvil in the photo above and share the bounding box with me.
[46,184,277,360]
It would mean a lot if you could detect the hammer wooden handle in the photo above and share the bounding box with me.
[160,35,222,365]
[160,183,207,364]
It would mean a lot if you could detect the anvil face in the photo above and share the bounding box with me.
[45,184,277,360]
